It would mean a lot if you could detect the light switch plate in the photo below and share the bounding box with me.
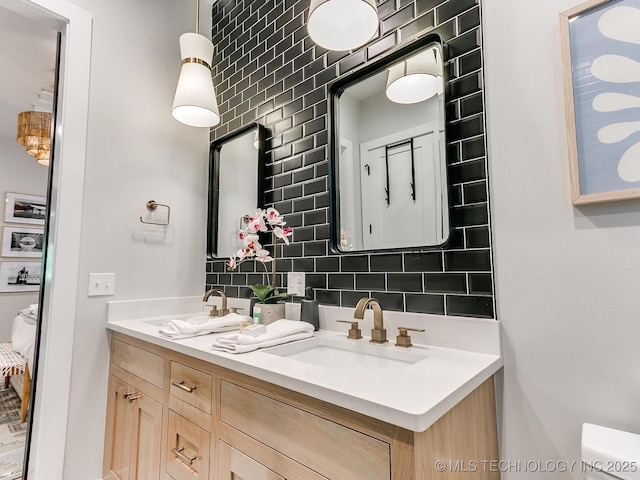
[287,272,305,297]
[88,273,116,296]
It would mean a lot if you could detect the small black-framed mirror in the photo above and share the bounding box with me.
[329,34,450,253]
[207,123,266,259]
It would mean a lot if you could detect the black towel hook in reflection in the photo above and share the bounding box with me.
[139,200,170,226]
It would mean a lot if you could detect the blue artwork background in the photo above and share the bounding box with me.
[570,0,640,194]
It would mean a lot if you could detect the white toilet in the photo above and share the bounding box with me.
[582,423,640,480]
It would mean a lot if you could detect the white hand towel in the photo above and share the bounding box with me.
[159,313,250,339]
[212,319,314,354]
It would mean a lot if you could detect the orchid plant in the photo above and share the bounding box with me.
[227,208,293,304]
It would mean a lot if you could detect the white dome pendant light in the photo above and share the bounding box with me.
[307,0,379,51]
[386,47,443,104]
[172,0,220,127]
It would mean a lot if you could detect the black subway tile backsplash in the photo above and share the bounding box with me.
[458,6,481,34]
[445,250,491,272]
[462,137,485,160]
[316,289,341,306]
[437,0,477,24]
[355,273,386,290]
[382,5,415,35]
[328,273,354,290]
[398,11,435,41]
[370,254,403,272]
[403,252,443,272]
[446,295,494,318]
[367,34,396,60]
[469,273,493,295]
[341,255,369,272]
[207,0,494,319]
[449,158,486,184]
[341,291,370,308]
[315,256,339,272]
[387,273,423,292]
[370,292,404,311]
[463,181,488,204]
[424,273,467,294]
[465,226,490,248]
[451,204,488,228]
[405,293,446,315]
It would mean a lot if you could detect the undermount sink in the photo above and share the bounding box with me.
[264,335,428,372]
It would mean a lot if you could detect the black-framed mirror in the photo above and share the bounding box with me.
[329,35,450,253]
[207,123,266,259]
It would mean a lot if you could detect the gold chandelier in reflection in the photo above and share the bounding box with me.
[17,111,52,166]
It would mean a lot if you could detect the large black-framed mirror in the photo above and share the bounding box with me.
[329,34,450,253]
[207,123,266,259]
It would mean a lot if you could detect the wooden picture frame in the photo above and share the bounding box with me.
[561,0,640,205]
[0,261,41,293]
[3,192,47,225]
[1,226,45,258]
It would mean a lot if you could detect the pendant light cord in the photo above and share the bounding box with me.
[195,0,199,34]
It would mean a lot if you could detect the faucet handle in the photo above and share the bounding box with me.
[229,307,242,314]
[209,305,220,317]
[336,320,362,340]
[395,327,425,348]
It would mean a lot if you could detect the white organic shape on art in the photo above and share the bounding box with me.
[597,121,640,144]
[598,6,640,45]
[588,7,640,184]
[617,142,640,182]
[591,55,640,83]
[593,92,640,112]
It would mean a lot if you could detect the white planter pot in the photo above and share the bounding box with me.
[257,302,285,325]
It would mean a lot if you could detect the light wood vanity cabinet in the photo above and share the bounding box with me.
[104,340,164,480]
[104,333,500,480]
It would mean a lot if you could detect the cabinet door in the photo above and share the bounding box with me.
[217,441,285,480]
[105,375,162,480]
[106,376,134,480]
[128,389,163,479]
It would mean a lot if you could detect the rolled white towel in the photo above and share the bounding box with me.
[212,319,314,354]
[159,313,250,339]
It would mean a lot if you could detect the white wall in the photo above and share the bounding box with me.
[0,100,48,341]
[484,1,640,478]
[52,1,212,478]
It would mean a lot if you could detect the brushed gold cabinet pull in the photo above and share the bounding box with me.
[172,446,197,465]
[120,392,135,399]
[127,395,140,402]
[171,380,196,393]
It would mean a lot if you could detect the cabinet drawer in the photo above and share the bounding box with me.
[166,410,210,480]
[112,339,164,389]
[220,381,391,480]
[170,361,212,414]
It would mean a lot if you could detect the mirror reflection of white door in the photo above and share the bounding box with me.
[360,124,443,250]
[338,137,363,250]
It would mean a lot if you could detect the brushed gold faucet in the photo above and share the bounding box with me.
[202,289,229,317]
[353,297,387,343]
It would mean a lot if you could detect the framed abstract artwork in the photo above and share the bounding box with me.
[561,0,640,205]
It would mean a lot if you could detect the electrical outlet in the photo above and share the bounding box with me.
[88,273,116,297]
[287,272,305,297]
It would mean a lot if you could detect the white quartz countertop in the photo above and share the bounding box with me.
[106,312,502,432]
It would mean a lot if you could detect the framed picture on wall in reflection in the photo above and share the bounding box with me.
[561,0,640,205]
[1,226,45,258]
[0,261,41,293]
[3,192,46,225]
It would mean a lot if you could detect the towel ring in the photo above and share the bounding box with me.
[139,200,170,226]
